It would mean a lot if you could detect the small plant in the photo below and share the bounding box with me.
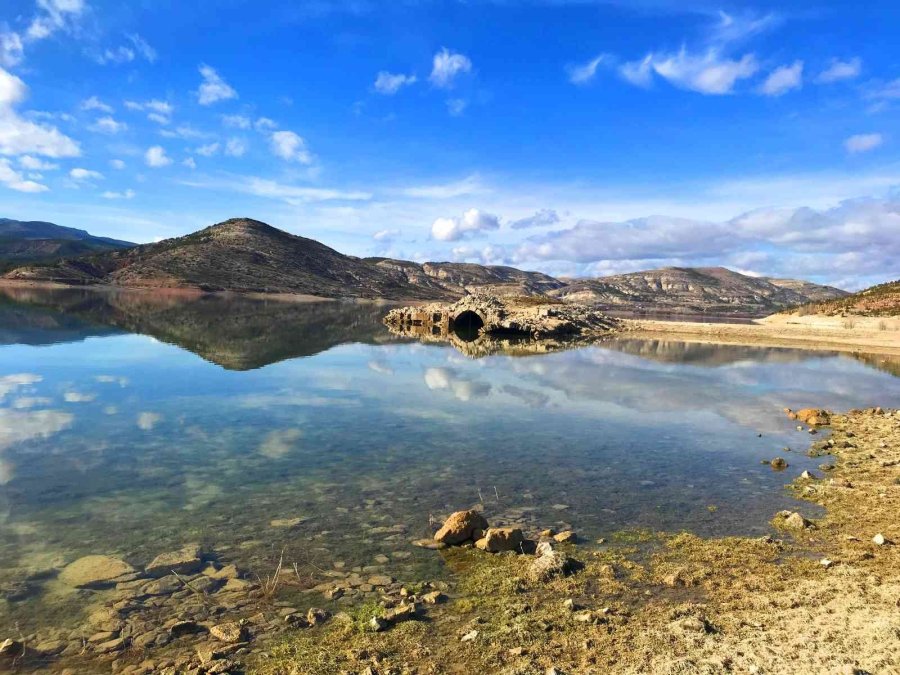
[843,318,856,329]
[878,320,888,331]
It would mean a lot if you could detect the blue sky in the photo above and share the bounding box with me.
[1,0,898,288]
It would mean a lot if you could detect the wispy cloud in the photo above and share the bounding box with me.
[196,64,238,105]
[429,48,472,88]
[567,54,610,85]
[374,71,417,94]
[844,133,883,154]
[758,60,803,97]
[816,57,861,84]
[400,174,487,199]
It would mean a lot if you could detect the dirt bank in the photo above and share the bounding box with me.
[250,408,900,674]
[623,314,900,357]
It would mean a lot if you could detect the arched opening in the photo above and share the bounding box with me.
[452,310,485,342]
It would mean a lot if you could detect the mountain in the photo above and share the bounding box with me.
[762,277,849,303]
[548,267,847,316]
[3,218,558,300]
[786,279,900,317]
[2,218,846,313]
[0,218,134,272]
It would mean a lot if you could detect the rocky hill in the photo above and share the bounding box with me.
[3,219,847,312]
[0,218,134,272]
[4,218,452,300]
[786,279,900,317]
[548,267,847,316]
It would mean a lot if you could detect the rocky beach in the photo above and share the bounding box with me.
[3,404,898,674]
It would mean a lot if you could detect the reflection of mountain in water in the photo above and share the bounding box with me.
[600,338,840,367]
[0,293,123,346]
[0,286,404,370]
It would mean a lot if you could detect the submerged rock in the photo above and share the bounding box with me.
[0,638,24,658]
[145,544,203,577]
[434,510,489,546]
[770,457,788,470]
[59,555,136,589]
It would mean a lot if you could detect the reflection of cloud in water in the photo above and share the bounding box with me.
[502,384,550,408]
[258,428,303,459]
[95,375,129,387]
[64,391,97,403]
[239,393,359,409]
[0,373,41,401]
[137,412,162,430]
[104,405,118,415]
[424,367,491,402]
[12,397,51,409]
[182,475,224,511]
[367,360,394,375]
[0,408,74,484]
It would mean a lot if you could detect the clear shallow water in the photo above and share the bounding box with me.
[1,287,900,635]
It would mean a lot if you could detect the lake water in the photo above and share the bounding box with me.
[2,287,900,647]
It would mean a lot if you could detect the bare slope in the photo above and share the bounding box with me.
[550,266,846,315]
[786,279,900,317]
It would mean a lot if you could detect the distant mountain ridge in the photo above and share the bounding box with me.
[0,218,134,272]
[785,279,900,317]
[2,218,847,313]
[547,266,849,315]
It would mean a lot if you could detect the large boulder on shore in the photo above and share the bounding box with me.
[59,555,136,589]
[475,527,525,553]
[434,510,488,545]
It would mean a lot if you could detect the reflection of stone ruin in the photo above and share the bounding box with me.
[383,295,619,357]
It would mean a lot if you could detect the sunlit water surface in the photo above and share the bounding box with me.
[1,288,899,634]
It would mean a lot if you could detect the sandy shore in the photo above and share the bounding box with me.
[622,313,900,356]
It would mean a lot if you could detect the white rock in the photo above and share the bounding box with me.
[873,533,887,546]
[820,558,833,568]
[461,630,478,642]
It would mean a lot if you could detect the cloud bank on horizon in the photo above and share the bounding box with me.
[0,0,898,289]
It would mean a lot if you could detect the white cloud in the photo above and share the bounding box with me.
[567,54,609,85]
[269,130,312,163]
[19,155,58,170]
[623,48,758,95]
[69,167,103,181]
[125,99,173,124]
[0,67,80,157]
[0,157,47,192]
[195,142,219,157]
[89,115,127,134]
[255,117,277,130]
[224,137,246,157]
[182,156,196,169]
[144,145,172,167]
[374,71,417,95]
[197,64,237,105]
[711,10,780,44]
[97,34,156,65]
[373,228,400,241]
[431,208,500,241]
[401,174,486,199]
[81,96,113,113]
[109,158,126,169]
[510,208,560,230]
[759,60,803,96]
[429,48,472,89]
[180,175,372,204]
[101,189,135,199]
[222,114,251,129]
[446,98,467,116]
[844,133,883,154]
[816,57,861,84]
[147,112,168,125]
[0,32,24,68]
[63,391,95,403]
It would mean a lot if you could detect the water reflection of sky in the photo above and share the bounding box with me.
[1,315,900,631]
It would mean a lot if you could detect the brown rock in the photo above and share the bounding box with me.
[795,408,830,426]
[0,638,23,658]
[59,555,136,589]
[553,530,577,544]
[474,527,525,553]
[145,544,203,577]
[434,510,489,545]
[209,622,244,643]
[770,457,788,470]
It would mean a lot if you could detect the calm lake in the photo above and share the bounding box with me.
[2,287,900,640]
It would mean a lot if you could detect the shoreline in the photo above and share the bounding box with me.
[622,314,900,356]
[248,407,900,674]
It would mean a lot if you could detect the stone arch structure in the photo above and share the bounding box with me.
[451,309,485,341]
